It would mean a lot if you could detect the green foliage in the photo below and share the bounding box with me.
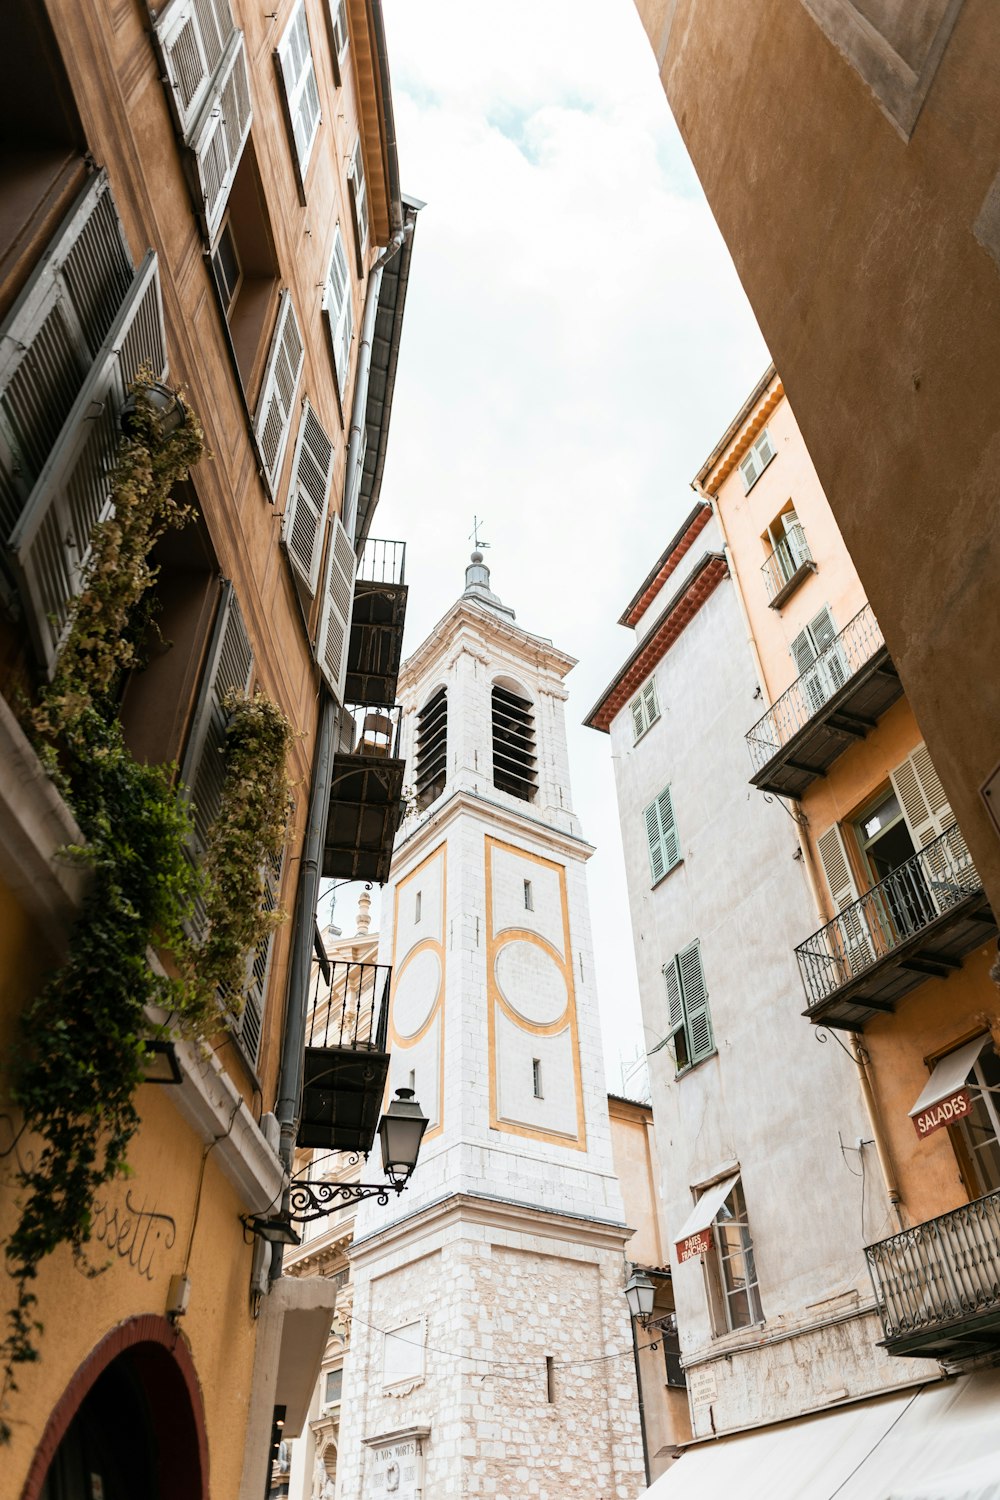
[0,377,289,1434]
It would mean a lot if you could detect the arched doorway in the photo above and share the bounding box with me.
[23,1315,208,1500]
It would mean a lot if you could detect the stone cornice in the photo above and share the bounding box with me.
[350,1190,632,1266]
[399,599,576,694]
[393,787,594,867]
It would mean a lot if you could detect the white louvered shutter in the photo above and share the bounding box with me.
[0,172,133,542]
[349,137,369,260]
[739,449,760,491]
[816,821,873,968]
[8,253,167,674]
[192,33,252,238]
[641,680,658,726]
[631,697,646,741]
[890,743,954,849]
[329,0,348,61]
[156,0,235,138]
[324,228,353,394]
[277,0,321,178]
[316,515,357,702]
[809,606,848,693]
[283,402,334,594]
[678,941,713,1063]
[255,293,304,494]
[754,428,775,467]
[817,822,861,913]
[790,628,817,675]
[180,583,254,868]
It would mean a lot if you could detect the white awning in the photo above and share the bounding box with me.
[672,1174,739,1248]
[909,1037,984,1118]
[642,1371,1000,1500]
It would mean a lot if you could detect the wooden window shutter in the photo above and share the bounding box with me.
[255,292,304,495]
[323,228,353,394]
[890,743,955,849]
[631,696,646,741]
[664,960,685,1039]
[678,941,713,1062]
[180,582,254,859]
[329,0,348,69]
[192,33,252,239]
[790,627,817,675]
[156,0,235,139]
[316,514,357,703]
[816,822,860,913]
[656,786,679,871]
[283,401,335,595]
[277,0,321,181]
[641,680,658,724]
[0,171,133,540]
[232,844,285,1068]
[754,428,775,466]
[739,450,759,492]
[9,252,167,674]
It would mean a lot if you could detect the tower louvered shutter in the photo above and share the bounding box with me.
[678,941,712,1063]
[283,402,334,594]
[255,292,304,495]
[8,252,167,674]
[645,786,679,884]
[316,515,357,702]
[180,582,254,861]
[192,33,252,238]
[0,172,133,540]
[156,0,235,138]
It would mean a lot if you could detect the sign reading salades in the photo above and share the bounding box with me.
[912,1087,972,1138]
[676,1228,713,1262]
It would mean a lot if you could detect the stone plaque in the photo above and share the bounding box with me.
[687,1365,718,1408]
[365,1429,428,1500]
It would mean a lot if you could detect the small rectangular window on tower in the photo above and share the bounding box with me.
[408,1068,416,1093]
[415,890,422,922]
[532,1058,543,1098]
[545,1355,556,1403]
[524,878,533,911]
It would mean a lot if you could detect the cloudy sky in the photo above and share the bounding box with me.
[344,0,769,1086]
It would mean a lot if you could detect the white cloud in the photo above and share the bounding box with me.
[367,0,769,1087]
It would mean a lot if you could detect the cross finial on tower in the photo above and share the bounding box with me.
[469,515,490,551]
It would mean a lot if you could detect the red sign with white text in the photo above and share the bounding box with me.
[912,1087,972,1138]
[676,1229,713,1262]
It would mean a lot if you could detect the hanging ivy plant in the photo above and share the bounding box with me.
[0,376,291,1434]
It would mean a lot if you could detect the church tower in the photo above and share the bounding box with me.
[334,554,645,1500]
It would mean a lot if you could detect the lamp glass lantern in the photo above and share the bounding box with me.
[624,1268,656,1323]
[120,382,186,442]
[377,1087,428,1186]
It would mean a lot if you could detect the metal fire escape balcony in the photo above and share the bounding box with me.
[745,604,904,798]
[795,824,996,1028]
[345,539,408,706]
[298,959,391,1155]
[866,1189,1000,1360]
[322,702,405,885]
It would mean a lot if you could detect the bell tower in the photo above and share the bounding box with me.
[333,553,645,1500]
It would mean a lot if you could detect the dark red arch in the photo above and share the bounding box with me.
[21,1313,209,1500]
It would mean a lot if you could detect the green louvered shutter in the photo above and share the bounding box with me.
[678,941,713,1063]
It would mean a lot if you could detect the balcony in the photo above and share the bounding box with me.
[761,524,815,609]
[323,702,404,886]
[746,604,904,798]
[795,824,996,1028]
[866,1190,1000,1360]
[299,959,391,1155]
[345,539,407,706]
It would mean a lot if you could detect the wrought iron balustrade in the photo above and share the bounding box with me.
[299,958,392,1154]
[866,1189,1000,1355]
[337,701,402,760]
[761,525,813,603]
[357,537,406,587]
[306,958,391,1054]
[746,603,885,773]
[795,823,981,1008]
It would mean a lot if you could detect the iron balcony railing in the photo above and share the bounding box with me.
[866,1189,1000,1346]
[795,823,981,1007]
[357,537,406,587]
[760,524,813,603]
[746,603,885,773]
[306,959,391,1054]
[338,701,402,760]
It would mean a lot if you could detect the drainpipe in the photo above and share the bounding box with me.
[851,1033,906,1231]
[275,691,337,1168]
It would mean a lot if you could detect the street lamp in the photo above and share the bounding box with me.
[624,1268,656,1325]
[378,1087,429,1186]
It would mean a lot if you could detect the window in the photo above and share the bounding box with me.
[545,1355,555,1403]
[328,0,348,64]
[254,291,304,496]
[630,680,659,742]
[212,219,242,312]
[761,507,813,603]
[532,1058,543,1099]
[492,684,538,802]
[323,1368,343,1408]
[414,890,422,922]
[415,688,447,810]
[706,1178,763,1333]
[644,786,680,884]
[955,1040,1000,1197]
[276,0,321,187]
[663,941,713,1072]
[323,225,353,396]
[315,514,357,702]
[281,402,335,596]
[738,428,776,491]
[789,606,848,712]
[348,136,369,265]
[523,878,533,911]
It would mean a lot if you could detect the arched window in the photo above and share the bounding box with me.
[492,683,537,802]
[415,687,447,811]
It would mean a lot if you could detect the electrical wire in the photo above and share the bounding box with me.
[824,1386,923,1499]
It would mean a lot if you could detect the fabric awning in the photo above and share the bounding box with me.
[642,1370,1000,1500]
[673,1174,739,1251]
[908,1036,984,1138]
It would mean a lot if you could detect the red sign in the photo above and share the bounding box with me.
[912,1087,972,1138]
[676,1228,713,1262]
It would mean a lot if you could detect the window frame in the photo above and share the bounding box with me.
[348,135,369,268]
[276,0,322,191]
[738,428,776,492]
[323,224,354,398]
[705,1177,763,1334]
